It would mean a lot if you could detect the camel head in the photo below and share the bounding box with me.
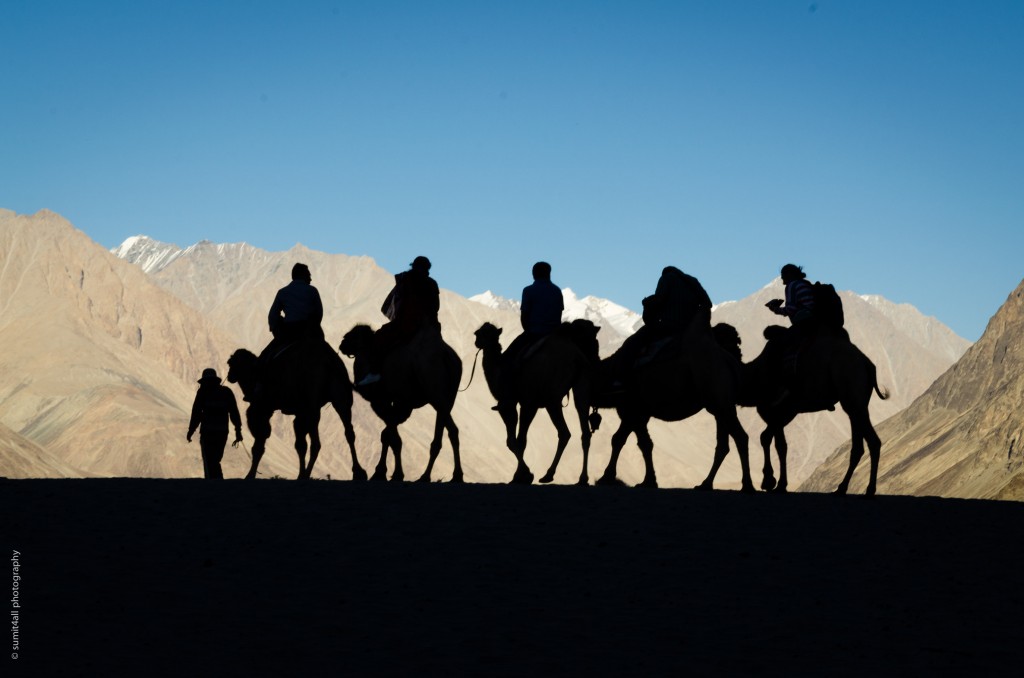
[712,323,742,362]
[340,324,375,358]
[563,319,600,363]
[762,325,788,344]
[226,349,258,384]
[473,322,503,352]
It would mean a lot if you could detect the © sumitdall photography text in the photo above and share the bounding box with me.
[11,550,20,660]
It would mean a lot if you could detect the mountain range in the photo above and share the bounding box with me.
[5,207,1012,498]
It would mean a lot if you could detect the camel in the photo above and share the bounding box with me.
[340,324,463,483]
[594,314,753,491]
[473,320,600,485]
[720,324,888,496]
[226,339,364,481]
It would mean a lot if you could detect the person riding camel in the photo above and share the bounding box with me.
[766,263,815,329]
[765,263,817,379]
[607,266,712,387]
[258,263,325,381]
[268,263,324,343]
[492,261,565,409]
[504,261,564,364]
[358,255,440,386]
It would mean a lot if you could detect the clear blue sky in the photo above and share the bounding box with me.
[2,1,1022,341]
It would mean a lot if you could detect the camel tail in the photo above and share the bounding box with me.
[870,363,890,401]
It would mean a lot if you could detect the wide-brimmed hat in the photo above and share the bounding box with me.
[197,368,222,385]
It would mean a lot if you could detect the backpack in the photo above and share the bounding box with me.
[812,282,844,328]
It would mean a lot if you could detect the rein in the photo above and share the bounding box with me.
[459,348,482,392]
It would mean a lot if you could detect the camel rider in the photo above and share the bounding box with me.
[504,261,564,366]
[490,261,565,409]
[766,263,817,377]
[605,266,710,390]
[269,263,325,343]
[766,263,815,328]
[359,256,440,386]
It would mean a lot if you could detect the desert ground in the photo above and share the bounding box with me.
[3,477,1023,676]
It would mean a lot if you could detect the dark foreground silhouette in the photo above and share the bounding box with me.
[6,479,1024,674]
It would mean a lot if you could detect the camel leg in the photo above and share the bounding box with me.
[332,399,365,481]
[418,411,448,483]
[303,410,323,480]
[510,406,537,484]
[390,427,404,482]
[539,405,571,484]
[597,419,632,486]
[774,429,790,493]
[837,408,879,496]
[634,421,658,488]
[371,427,392,481]
[697,412,740,491]
[729,412,754,493]
[864,422,881,497]
[244,406,271,480]
[292,418,310,480]
[574,400,592,486]
[759,426,778,491]
[836,432,864,496]
[446,415,463,483]
[498,403,519,454]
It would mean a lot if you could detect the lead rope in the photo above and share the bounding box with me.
[459,348,482,392]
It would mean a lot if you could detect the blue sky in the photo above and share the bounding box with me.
[2,1,1021,341]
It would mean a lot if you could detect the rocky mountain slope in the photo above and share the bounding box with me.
[804,278,1024,499]
[0,210,303,479]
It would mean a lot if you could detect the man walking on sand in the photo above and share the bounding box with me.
[187,368,244,479]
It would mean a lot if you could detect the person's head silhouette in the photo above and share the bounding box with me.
[292,263,312,283]
[410,256,431,274]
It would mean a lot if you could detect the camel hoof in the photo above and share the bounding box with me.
[370,471,388,482]
[637,479,659,489]
[741,483,757,494]
[596,475,625,487]
[576,477,589,487]
[450,472,464,484]
[416,474,431,483]
[351,466,368,482]
[539,473,555,484]
[391,472,404,483]
[694,482,714,491]
[511,468,534,485]
[761,476,777,492]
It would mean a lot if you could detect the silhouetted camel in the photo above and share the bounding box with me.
[595,313,753,491]
[473,320,600,485]
[720,324,888,496]
[226,340,364,481]
[340,325,463,482]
